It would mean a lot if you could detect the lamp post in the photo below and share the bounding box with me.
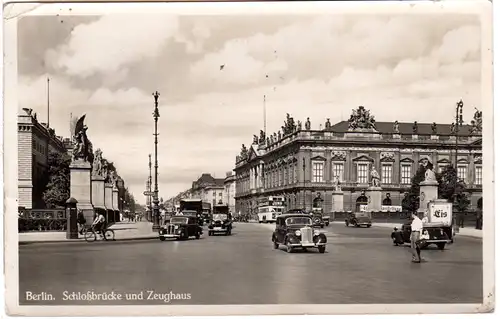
[302,158,306,211]
[453,99,464,170]
[152,91,161,231]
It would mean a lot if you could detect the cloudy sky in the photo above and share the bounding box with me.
[17,12,483,204]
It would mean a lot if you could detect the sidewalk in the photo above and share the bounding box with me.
[19,221,159,244]
[332,221,482,238]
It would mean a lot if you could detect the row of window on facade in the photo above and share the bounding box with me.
[237,162,482,191]
[312,161,482,185]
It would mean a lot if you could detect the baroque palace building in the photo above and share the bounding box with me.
[18,108,72,209]
[234,106,483,215]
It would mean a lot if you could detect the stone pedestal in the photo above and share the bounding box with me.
[418,180,439,213]
[366,186,383,212]
[104,183,115,223]
[70,160,94,226]
[412,134,419,140]
[431,135,439,140]
[332,190,344,212]
[91,175,106,226]
[112,187,120,222]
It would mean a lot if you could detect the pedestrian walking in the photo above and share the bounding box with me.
[410,212,423,263]
[459,212,465,228]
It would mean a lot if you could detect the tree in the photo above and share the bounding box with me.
[437,164,470,212]
[42,151,72,208]
[402,164,427,212]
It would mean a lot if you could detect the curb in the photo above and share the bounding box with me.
[19,235,159,245]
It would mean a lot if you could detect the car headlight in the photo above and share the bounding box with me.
[174,225,179,229]
[314,229,320,236]
[295,230,301,236]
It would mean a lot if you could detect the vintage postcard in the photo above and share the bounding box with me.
[3,0,494,316]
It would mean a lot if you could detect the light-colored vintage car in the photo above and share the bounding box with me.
[345,212,372,227]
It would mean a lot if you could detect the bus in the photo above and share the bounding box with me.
[257,196,285,223]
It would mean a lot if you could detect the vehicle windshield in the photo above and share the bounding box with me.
[170,217,188,224]
[285,217,312,226]
[213,214,228,220]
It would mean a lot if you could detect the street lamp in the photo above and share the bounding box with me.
[453,99,464,169]
[152,91,161,231]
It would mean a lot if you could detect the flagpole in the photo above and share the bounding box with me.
[263,95,267,136]
[47,77,50,128]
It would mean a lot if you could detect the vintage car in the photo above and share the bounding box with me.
[345,211,372,227]
[208,212,233,236]
[177,210,204,226]
[311,208,330,228]
[159,216,203,241]
[272,214,327,253]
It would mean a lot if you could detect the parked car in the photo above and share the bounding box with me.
[272,214,327,253]
[345,212,372,227]
[159,216,203,241]
[208,212,233,236]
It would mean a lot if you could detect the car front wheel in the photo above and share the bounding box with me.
[159,236,166,241]
[318,246,326,254]
[273,240,279,249]
[195,232,200,239]
[437,242,446,250]
[345,220,349,227]
[286,238,293,253]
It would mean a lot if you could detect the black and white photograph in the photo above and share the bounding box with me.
[3,0,494,316]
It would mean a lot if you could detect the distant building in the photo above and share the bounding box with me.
[233,106,483,215]
[224,171,236,213]
[191,173,225,206]
[18,108,70,209]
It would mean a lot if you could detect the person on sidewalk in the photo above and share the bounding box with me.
[92,212,107,239]
[77,210,86,235]
[410,212,423,263]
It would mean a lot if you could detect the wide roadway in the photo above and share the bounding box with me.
[19,222,482,305]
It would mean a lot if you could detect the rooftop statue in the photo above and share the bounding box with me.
[431,122,437,135]
[393,120,400,133]
[325,118,331,129]
[240,144,248,158]
[412,121,418,134]
[297,120,302,131]
[259,130,266,144]
[305,117,311,130]
[72,114,94,163]
[471,108,482,133]
[347,106,377,130]
[253,135,258,145]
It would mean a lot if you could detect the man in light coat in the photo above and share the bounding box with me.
[410,212,423,263]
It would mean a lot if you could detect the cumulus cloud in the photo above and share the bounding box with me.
[45,15,180,77]
[18,13,484,203]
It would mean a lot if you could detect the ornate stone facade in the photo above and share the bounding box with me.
[234,109,483,215]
